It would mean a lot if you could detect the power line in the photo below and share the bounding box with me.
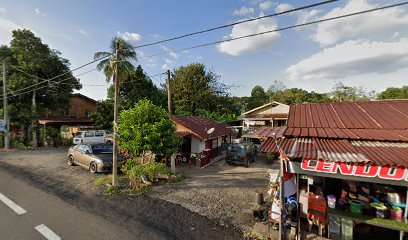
[132,0,340,50]
[0,68,96,100]
[1,1,335,95]
[137,1,408,60]
[9,65,48,81]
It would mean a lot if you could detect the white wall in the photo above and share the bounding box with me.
[191,137,205,153]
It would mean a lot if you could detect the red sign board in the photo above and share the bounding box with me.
[301,159,407,182]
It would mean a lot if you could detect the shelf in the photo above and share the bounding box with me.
[328,208,408,232]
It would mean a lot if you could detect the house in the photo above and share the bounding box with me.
[238,101,289,139]
[172,115,233,166]
[260,100,408,238]
[37,93,97,138]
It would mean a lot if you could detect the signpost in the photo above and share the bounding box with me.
[0,119,5,132]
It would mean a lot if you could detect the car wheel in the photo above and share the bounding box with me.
[89,162,97,174]
[245,159,249,168]
[67,155,75,166]
[106,140,112,145]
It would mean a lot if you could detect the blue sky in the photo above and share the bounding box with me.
[1,0,408,100]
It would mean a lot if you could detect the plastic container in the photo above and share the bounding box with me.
[329,215,341,240]
[327,195,336,209]
[390,206,403,221]
[370,203,388,219]
[341,218,353,240]
[350,200,363,215]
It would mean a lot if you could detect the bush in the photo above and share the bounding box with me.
[11,136,26,149]
[122,159,169,189]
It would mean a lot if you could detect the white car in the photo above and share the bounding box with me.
[73,130,112,145]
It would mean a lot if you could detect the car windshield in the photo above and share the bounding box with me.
[74,132,83,137]
[227,144,245,153]
[92,145,113,154]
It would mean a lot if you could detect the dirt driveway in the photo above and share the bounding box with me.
[0,147,279,235]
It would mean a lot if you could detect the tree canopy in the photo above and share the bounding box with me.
[1,29,80,128]
[117,99,182,157]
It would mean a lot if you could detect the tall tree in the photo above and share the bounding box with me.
[247,85,267,110]
[5,29,80,145]
[172,63,226,115]
[331,82,368,102]
[94,37,137,84]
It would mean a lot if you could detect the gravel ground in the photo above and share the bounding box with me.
[0,147,279,238]
[149,155,280,232]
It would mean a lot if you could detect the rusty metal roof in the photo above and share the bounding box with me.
[172,115,232,140]
[252,126,286,138]
[286,100,408,141]
[260,137,408,167]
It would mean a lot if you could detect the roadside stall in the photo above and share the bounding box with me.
[259,100,408,240]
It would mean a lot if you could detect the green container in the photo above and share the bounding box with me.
[341,218,353,240]
[350,200,363,215]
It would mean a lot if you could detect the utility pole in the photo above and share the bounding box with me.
[167,70,172,115]
[32,80,37,149]
[167,69,176,174]
[112,40,120,187]
[2,61,10,149]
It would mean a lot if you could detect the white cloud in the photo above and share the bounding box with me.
[78,30,87,36]
[34,8,46,17]
[312,0,408,46]
[117,31,141,42]
[0,18,22,44]
[161,63,170,70]
[0,8,6,14]
[160,45,178,59]
[286,38,408,81]
[233,7,255,16]
[297,9,321,25]
[259,1,273,11]
[217,16,280,56]
[275,3,293,13]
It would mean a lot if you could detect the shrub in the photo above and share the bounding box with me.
[122,159,169,189]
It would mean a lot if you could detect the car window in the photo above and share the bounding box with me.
[74,132,83,137]
[95,131,104,137]
[92,145,113,154]
[83,145,92,153]
[227,144,244,153]
[85,132,94,137]
[77,145,86,152]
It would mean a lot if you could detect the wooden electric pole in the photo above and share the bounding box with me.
[112,41,120,187]
[167,70,172,115]
[2,61,10,149]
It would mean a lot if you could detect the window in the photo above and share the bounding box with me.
[85,109,91,117]
[84,132,94,137]
[95,131,104,137]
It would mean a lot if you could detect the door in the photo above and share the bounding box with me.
[205,139,212,161]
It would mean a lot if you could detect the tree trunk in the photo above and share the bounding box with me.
[31,90,38,149]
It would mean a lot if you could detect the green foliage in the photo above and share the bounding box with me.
[378,85,408,100]
[90,99,114,130]
[11,136,26,149]
[172,63,227,115]
[123,159,168,189]
[196,109,237,123]
[118,99,182,157]
[247,85,267,110]
[143,161,168,181]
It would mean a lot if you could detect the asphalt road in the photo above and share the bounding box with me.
[0,167,149,240]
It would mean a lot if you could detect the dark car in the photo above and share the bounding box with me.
[67,143,126,173]
[225,142,257,167]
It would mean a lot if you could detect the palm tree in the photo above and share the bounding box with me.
[94,37,137,83]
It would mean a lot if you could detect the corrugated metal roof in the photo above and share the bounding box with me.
[286,100,408,141]
[172,115,232,140]
[260,137,408,167]
[252,126,286,138]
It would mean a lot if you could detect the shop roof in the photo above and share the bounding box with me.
[252,126,287,138]
[172,115,232,140]
[286,100,408,141]
[260,137,408,167]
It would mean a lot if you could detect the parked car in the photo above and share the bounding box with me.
[225,142,256,167]
[67,143,125,173]
[73,130,112,145]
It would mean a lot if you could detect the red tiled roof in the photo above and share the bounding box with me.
[252,126,287,138]
[286,100,408,141]
[260,137,408,167]
[172,115,232,140]
[38,118,93,124]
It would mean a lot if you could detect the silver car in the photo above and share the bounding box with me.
[67,143,125,173]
